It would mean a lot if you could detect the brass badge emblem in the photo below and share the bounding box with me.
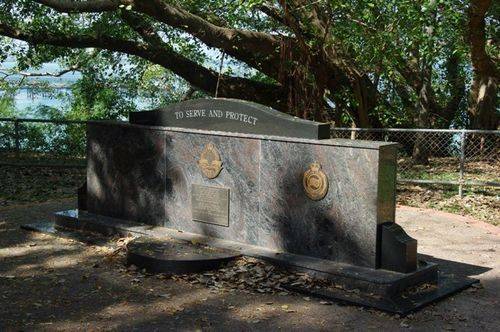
[198,143,223,179]
[303,162,328,200]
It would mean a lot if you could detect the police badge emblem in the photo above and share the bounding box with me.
[303,162,328,200]
[198,143,223,179]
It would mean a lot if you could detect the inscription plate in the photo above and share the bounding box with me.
[191,184,229,226]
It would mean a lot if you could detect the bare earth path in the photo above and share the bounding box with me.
[0,199,499,331]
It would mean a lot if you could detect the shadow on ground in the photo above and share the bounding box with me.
[419,253,491,277]
[0,199,499,331]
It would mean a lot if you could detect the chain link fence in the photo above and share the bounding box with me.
[331,128,500,196]
[0,118,499,195]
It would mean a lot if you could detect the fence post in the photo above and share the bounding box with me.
[459,130,466,197]
[14,119,20,158]
[350,123,356,140]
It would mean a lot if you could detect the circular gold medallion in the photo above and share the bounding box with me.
[303,162,328,200]
[198,143,223,179]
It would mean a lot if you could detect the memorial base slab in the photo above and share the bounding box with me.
[126,237,241,274]
[21,209,477,315]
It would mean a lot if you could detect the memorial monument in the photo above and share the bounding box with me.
[26,98,476,314]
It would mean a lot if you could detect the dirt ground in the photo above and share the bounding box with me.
[0,198,499,331]
[398,184,499,226]
[0,166,85,207]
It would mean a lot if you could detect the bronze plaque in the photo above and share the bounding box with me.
[198,143,223,179]
[191,184,229,226]
[303,162,329,201]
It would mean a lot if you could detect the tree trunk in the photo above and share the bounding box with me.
[469,75,498,129]
[353,77,373,128]
[412,78,433,165]
[467,0,499,129]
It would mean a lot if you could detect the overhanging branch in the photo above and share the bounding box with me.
[34,0,284,80]
[34,0,125,13]
[0,21,285,109]
[0,64,80,78]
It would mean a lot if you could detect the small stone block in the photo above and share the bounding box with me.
[380,223,417,273]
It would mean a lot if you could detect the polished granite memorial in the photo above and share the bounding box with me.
[44,98,475,313]
[86,98,404,270]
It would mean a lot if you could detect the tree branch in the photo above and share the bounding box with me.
[34,0,284,80]
[135,1,283,79]
[259,4,287,26]
[0,21,285,109]
[468,0,498,77]
[34,0,126,13]
[120,10,165,46]
[0,64,80,78]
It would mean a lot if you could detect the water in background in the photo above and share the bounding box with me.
[1,59,81,118]
[1,60,155,119]
[11,88,72,112]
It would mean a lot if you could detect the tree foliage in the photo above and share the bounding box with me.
[0,0,498,128]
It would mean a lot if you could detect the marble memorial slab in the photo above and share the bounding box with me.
[86,120,399,269]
